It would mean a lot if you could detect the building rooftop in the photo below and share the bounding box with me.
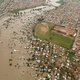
[75,39,80,50]
[76,40,80,46]
[54,25,77,37]
[73,38,80,51]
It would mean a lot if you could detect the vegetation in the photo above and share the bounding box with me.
[34,24,49,40]
[37,16,44,22]
[59,67,76,80]
[56,0,65,5]
[9,8,28,14]
[9,9,19,14]
[34,22,74,49]
[50,31,73,49]
[66,51,75,61]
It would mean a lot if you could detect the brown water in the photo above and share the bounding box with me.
[0,16,35,80]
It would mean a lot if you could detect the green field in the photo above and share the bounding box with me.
[50,31,74,48]
[34,22,74,49]
[34,23,50,40]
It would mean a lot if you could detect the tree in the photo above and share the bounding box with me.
[37,16,44,22]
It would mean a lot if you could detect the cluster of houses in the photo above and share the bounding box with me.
[26,33,80,80]
[75,39,80,50]
[72,27,80,51]
[73,38,80,51]
[27,36,77,80]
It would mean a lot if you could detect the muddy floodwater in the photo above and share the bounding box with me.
[0,15,36,80]
[0,0,4,5]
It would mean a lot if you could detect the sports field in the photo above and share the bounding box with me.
[34,22,74,49]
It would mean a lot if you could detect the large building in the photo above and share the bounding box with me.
[54,25,77,37]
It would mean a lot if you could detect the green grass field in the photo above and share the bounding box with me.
[34,22,74,49]
[34,23,49,40]
[50,31,74,48]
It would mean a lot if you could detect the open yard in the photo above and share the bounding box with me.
[34,22,74,49]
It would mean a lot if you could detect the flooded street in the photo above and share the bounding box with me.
[0,15,36,80]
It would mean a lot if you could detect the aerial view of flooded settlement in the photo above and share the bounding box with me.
[0,0,80,80]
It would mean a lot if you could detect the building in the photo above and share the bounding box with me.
[75,39,80,50]
[54,25,77,37]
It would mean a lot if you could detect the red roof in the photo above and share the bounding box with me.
[76,40,80,46]
[54,25,76,36]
